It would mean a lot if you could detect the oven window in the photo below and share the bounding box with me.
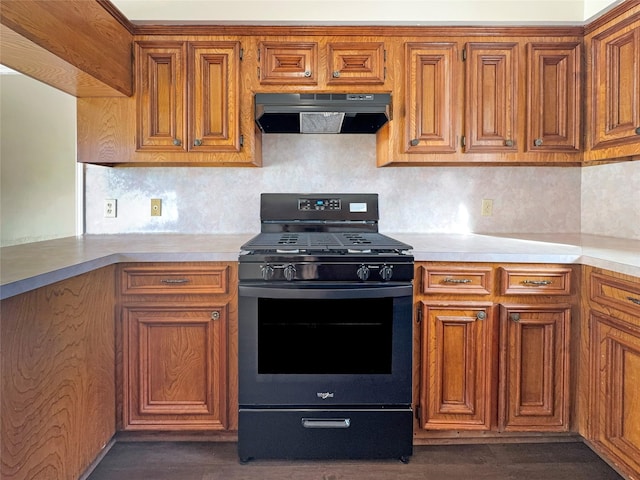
[258,297,393,374]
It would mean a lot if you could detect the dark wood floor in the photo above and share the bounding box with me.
[85,441,624,480]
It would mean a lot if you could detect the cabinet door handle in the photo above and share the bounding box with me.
[476,311,486,320]
[410,138,419,146]
[304,70,312,77]
[628,296,640,306]
[510,313,521,322]
[505,139,514,147]
[160,278,191,284]
[522,280,552,286]
[211,311,220,320]
[534,138,543,147]
[193,139,202,147]
[443,278,472,284]
[172,138,181,146]
[332,71,340,78]
[635,127,640,135]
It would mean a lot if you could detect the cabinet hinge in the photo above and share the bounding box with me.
[462,48,467,61]
[240,134,244,147]
[415,405,421,423]
[384,49,387,62]
[257,48,260,61]
[416,304,422,323]
[384,66,387,80]
[257,67,260,79]
[240,48,244,61]
[461,135,466,147]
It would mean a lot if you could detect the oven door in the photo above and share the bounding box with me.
[238,282,413,407]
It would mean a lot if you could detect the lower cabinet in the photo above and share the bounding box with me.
[585,267,640,479]
[416,263,574,437]
[118,262,238,431]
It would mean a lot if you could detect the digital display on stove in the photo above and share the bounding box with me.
[298,198,342,210]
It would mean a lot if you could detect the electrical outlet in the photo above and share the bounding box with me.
[151,198,162,216]
[481,199,493,216]
[104,199,117,218]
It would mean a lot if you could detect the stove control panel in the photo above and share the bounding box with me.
[298,198,341,211]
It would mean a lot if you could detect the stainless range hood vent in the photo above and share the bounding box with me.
[255,93,391,134]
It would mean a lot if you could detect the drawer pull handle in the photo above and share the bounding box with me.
[522,280,552,286]
[510,313,521,322]
[443,278,472,284]
[628,296,640,306]
[302,418,350,429]
[160,278,191,284]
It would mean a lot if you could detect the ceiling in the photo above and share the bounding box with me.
[109,0,623,26]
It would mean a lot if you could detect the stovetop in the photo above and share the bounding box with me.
[241,231,412,254]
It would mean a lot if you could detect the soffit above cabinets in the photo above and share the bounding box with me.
[110,0,623,25]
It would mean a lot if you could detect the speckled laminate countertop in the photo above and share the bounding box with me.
[1,233,638,300]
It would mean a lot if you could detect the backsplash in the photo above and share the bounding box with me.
[84,134,638,239]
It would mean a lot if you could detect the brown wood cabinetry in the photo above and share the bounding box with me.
[585,6,640,162]
[118,263,238,431]
[0,267,116,480]
[415,263,574,440]
[78,36,261,166]
[136,40,241,154]
[256,38,387,88]
[379,33,583,166]
[583,267,640,480]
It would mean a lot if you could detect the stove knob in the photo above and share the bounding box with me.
[261,264,274,281]
[356,265,370,281]
[283,264,296,281]
[380,265,393,281]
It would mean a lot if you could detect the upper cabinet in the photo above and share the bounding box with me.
[255,37,388,90]
[136,41,241,153]
[585,6,640,163]
[378,33,583,166]
[78,36,261,166]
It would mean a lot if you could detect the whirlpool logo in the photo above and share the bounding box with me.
[317,392,335,400]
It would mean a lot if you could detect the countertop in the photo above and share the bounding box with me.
[1,233,638,300]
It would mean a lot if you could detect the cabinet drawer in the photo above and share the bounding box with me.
[590,272,640,317]
[420,266,492,295]
[500,267,571,295]
[121,265,229,295]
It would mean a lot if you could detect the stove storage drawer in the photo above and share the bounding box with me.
[238,408,413,461]
[500,266,572,295]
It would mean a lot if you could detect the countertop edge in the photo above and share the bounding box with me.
[1,233,638,300]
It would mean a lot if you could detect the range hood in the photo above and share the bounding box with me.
[255,93,391,134]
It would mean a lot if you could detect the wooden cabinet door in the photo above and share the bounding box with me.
[591,21,640,149]
[122,305,228,430]
[405,42,459,154]
[464,42,518,153]
[136,42,187,151]
[419,302,495,430]
[526,42,581,153]
[189,42,241,152]
[499,304,571,431]
[326,42,385,84]
[590,311,640,475]
[259,41,318,84]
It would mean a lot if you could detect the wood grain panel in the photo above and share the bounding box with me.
[499,305,571,431]
[259,41,318,84]
[121,264,229,295]
[420,302,495,430]
[0,0,132,96]
[1,267,116,480]
[465,42,518,153]
[590,311,640,476]
[526,42,581,153]
[190,42,241,152]
[326,42,385,84]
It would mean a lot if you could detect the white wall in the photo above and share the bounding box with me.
[113,0,618,24]
[0,73,78,247]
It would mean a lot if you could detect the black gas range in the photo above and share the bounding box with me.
[239,193,414,283]
[237,194,415,463]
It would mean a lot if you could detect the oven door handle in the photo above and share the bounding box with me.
[239,284,412,299]
[301,418,351,429]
